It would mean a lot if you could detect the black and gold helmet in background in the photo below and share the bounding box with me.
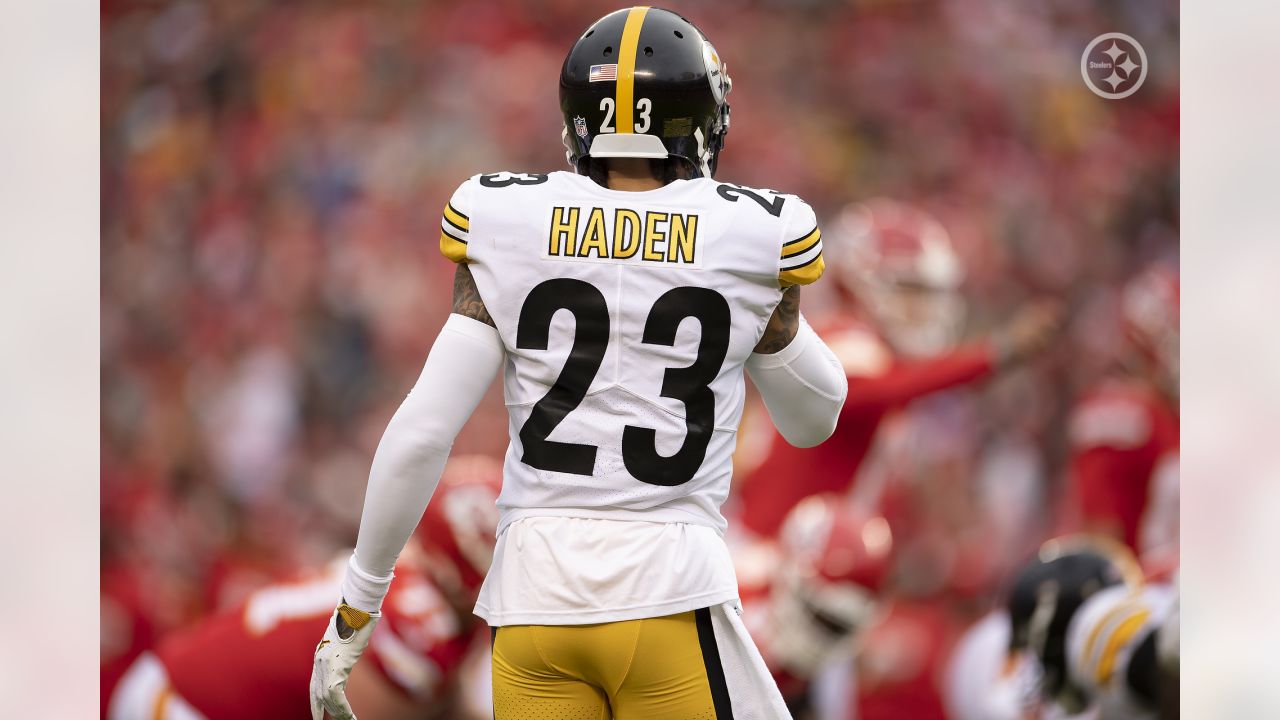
[1007,535,1143,710]
[560,6,732,179]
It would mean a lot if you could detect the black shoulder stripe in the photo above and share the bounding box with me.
[781,238,822,260]
[441,225,468,244]
[443,213,468,234]
[780,252,822,272]
[447,202,469,222]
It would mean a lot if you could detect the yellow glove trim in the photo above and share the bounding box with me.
[337,603,374,631]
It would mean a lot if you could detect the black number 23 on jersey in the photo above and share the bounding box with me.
[516,278,730,487]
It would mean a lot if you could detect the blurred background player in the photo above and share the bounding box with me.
[733,198,1065,719]
[735,198,1064,540]
[107,457,501,720]
[1066,262,1179,561]
[735,494,892,717]
[946,535,1175,720]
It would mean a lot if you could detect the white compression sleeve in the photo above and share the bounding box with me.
[341,313,505,611]
[745,315,848,448]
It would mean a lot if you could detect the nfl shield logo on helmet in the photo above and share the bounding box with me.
[574,116,589,139]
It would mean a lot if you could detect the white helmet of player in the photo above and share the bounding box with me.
[768,494,892,679]
[829,198,965,357]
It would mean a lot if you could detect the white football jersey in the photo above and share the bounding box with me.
[1065,584,1175,719]
[439,170,825,536]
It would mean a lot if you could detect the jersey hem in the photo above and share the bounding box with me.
[496,505,728,536]
[474,586,740,627]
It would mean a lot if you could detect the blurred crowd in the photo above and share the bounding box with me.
[101,0,1178,717]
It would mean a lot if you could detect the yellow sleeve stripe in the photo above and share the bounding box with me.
[781,229,821,259]
[1095,609,1151,684]
[441,222,467,245]
[779,253,825,287]
[443,203,470,232]
[440,230,468,263]
[782,226,820,251]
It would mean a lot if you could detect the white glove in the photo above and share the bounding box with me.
[310,601,380,720]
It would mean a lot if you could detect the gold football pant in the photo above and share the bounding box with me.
[491,608,735,719]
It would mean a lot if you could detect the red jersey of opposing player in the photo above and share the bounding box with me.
[1068,377,1178,554]
[1068,262,1180,556]
[854,597,965,720]
[735,494,891,712]
[170,555,475,720]
[735,198,1061,539]
[737,313,996,537]
[108,455,503,720]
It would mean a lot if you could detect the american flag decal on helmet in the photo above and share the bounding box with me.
[589,64,618,82]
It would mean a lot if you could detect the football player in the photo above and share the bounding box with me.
[999,536,1175,720]
[736,197,1063,538]
[735,494,892,715]
[311,7,849,720]
[1067,262,1179,556]
[109,456,501,720]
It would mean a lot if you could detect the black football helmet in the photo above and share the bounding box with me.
[560,6,732,178]
[1007,535,1142,709]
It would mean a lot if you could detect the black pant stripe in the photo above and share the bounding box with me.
[694,607,735,719]
[489,626,498,720]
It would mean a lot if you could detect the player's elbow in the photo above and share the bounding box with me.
[775,386,845,448]
[778,414,839,448]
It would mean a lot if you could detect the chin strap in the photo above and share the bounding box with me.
[706,102,731,177]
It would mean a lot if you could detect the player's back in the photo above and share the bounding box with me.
[442,170,823,534]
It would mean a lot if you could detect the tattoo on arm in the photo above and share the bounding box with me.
[754,286,801,354]
[452,264,496,327]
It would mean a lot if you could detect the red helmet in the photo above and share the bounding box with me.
[411,455,503,601]
[828,198,966,357]
[1121,262,1179,389]
[769,494,893,678]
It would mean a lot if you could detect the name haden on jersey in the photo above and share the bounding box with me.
[546,205,700,267]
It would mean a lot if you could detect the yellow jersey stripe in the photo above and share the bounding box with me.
[440,230,468,263]
[782,226,820,248]
[781,230,822,259]
[443,203,470,231]
[615,6,649,134]
[1096,609,1151,684]
[780,254,825,287]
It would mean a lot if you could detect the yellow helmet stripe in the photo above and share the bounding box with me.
[1082,599,1136,667]
[615,6,650,134]
[1096,608,1151,683]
